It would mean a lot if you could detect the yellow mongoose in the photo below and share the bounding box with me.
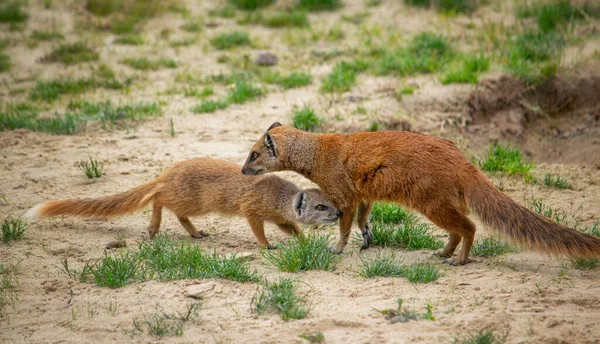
[241,123,600,265]
[28,157,341,248]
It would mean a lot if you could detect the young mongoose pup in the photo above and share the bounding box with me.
[28,157,341,248]
[241,123,600,265]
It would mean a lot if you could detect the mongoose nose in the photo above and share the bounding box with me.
[241,168,247,175]
[336,210,343,217]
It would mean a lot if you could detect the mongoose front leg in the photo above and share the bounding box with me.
[147,204,163,238]
[177,216,210,239]
[247,218,276,249]
[357,201,374,250]
[332,207,356,253]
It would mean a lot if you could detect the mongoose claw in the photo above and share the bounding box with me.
[266,244,278,250]
[191,231,210,239]
[360,225,375,250]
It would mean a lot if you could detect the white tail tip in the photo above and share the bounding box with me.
[25,204,44,219]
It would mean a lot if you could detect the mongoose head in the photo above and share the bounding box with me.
[242,122,284,175]
[294,188,342,224]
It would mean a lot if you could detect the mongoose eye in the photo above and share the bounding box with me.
[250,152,259,161]
[315,205,327,211]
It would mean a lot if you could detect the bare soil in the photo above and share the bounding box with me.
[1,1,600,343]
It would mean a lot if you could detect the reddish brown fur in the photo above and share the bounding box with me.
[28,158,340,248]
[242,124,600,264]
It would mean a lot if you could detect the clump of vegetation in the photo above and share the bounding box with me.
[210,31,251,50]
[321,59,367,93]
[239,10,309,28]
[180,18,203,32]
[229,0,274,10]
[381,298,436,323]
[29,78,96,102]
[31,30,64,41]
[404,0,480,14]
[572,220,599,270]
[138,235,259,283]
[89,252,143,288]
[476,144,535,182]
[0,1,28,24]
[122,57,177,70]
[517,1,587,33]
[0,263,20,320]
[114,34,144,45]
[76,157,104,178]
[41,42,99,65]
[227,79,264,103]
[529,197,570,225]
[2,216,28,244]
[359,252,443,283]
[292,104,322,132]
[254,277,309,320]
[133,303,200,338]
[262,233,340,272]
[0,40,9,73]
[209,5,236,18]
[190,99,229,114]
[367,203,444,251]
[373,32,452,76]
[543,173,572,190]
[297,0,342,11]
[505,30,563,84]
[470,237,514,257]
[262,71,312,89]
[452,330,506,344]
[441,54,489,84]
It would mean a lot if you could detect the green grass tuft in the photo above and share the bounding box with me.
[374,32,452,76]
[262,71,312,89]
[41,42,99,65]
[476,144,535,181]
[0,1,28,23]
[359,252,442,283]
[367,203,444,250]
[321,59,367,93]
[0,41,9,73]
[452,330,506,344]
[190,99,229,113]
[210,31,251,50]
[29,78,96,102]
[543,173,572,190]
[138,235,259,283]
[517,1,586,33]
[529,198,570,226]
[180,19,203,32]
[404,0,479,14]
[470,237,514,257]
[2,217,28,244]
[441,54,489,84]
[297,0,342,11]
[240,10,309,27]
[122,57,177,70]
[209,5,237,18]
[292,104,322,132]
[31,30,64,41]
[114,34,144,45]
[227,79,264,104]
[75,157,104,178]
[262,233,340,272]
[358,252,404,278]
[572,220,600,270]
[506,30,564,84]
[254,277,309,320]
[90,252,143,288]
[229,0,274,10]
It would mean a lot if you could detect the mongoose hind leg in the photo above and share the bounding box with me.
[177,216,209,239]
[424,206,476,266]
[435,233,462,258]
[147,204,163,238]
[247,218,275,249]
[357,201,374,250]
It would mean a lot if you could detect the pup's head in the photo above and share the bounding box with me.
[241,122,284,175]
[293,188,341,224]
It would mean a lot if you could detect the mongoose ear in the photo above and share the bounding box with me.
[264,132,277,157]
[267,122,282,131]
[294,192,306,218]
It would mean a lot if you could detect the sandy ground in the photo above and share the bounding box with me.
[2,0,600,343]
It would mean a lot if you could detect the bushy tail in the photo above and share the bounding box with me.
[465,172,600,258]
[27,179,160,219]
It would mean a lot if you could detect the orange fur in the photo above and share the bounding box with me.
[242,124,600,264]
[28,158,341,248]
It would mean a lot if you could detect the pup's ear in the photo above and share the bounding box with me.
[267,122,282,131]
[264,132,277,157]
[294,192,306,218]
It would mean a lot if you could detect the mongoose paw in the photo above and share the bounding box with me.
[191,232,210,239]
[328,246,343,254]
[266,244,277,250]
[443,258,471,266]
[434,251,453,258]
